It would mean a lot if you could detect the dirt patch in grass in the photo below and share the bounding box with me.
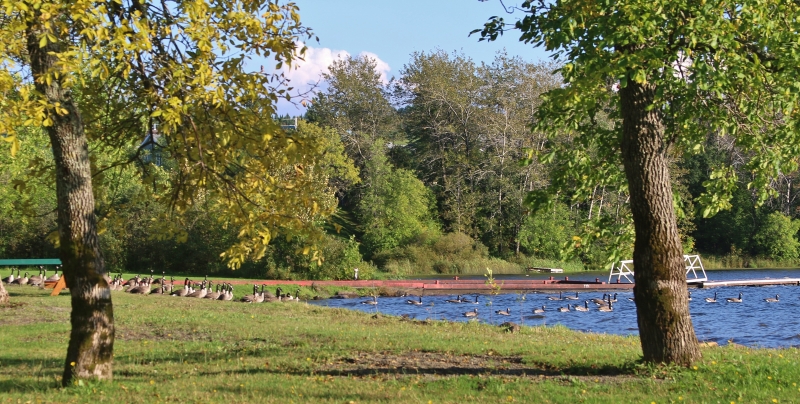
[318,350,637,383]
[116,324,214,343]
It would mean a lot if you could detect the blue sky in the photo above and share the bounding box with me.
[275,0,552,115]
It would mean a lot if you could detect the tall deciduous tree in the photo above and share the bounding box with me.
[1,0,320,385]
[476,0,800,365]
[306,55,398,169]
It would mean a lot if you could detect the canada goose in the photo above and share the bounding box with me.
[764,294,779,303]
[407,296,423,305]
[557,305,571,312]
[172,278,193,297]
[186,281,208,298]
[27,269,45,287]
[253,285,266,303]
[598,301,613,312]
[548,292,563,301]
[726,292,743,303]
[220,284,234,301]
[2,268,16,284]
[464,309,478,317]
[704,292,717,303]
[361,296,378,305]
[574,301,590,312]
[533,306,546,314]
[151,283,167,295]
[45,270,60,282]
[132,279,154,295]
[627,296,635,302]
[591,294,607,305]
[16,272,30,286]
[204,284,222,300]
[240,284,259,302]
[123,274,140,287]
[565,292,580,301]
[460,295,476,303]
[687,291,692,302]
[445,295,463,303]
[608,293,618,303]
[496,308,511,316]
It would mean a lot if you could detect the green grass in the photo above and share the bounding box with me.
[2,286,800,403]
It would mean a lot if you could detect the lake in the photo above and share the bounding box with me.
[310,268,800,348]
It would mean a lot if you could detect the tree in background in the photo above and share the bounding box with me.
[752,212,800,261]
[306,55,398,169]
[358,142,439,256]
[1,0,321,385]
[399,51,559,254]
[476,0,800,365]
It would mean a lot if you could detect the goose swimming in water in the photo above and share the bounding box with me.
[557,305,570,313]
[406,296,423,305]
[533,306,546,314]
[704,292,717,303]
[548,292,563,301]
[564,292,580,301]
[574,301,590,312]
[445,295,463,303]
[495,308,510,316]
[726,292,743,303]
[464,309,478,317]
[764,294,779,303]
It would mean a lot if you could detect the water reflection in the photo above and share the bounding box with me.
[310,269,800,348]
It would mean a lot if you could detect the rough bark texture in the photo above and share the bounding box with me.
[619,80,701,365]
[0,278,8,304]
[26,23,115,386]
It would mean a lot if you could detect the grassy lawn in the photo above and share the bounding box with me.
[1,286,799,403]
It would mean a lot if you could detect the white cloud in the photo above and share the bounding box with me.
[275,45,391,115]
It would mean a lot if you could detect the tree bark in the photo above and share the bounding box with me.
[26,23,114,386]
[619,80,700,365]
[0,278,8,304]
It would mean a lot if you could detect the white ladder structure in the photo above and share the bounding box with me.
[608,254,708,284]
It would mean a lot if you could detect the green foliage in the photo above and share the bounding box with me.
[306,235,375,280]
[358,143,439,256]
[518,201,573,260]
[752,212,800,260]
[0,0,337,270]
[306,54,399,169]
[474,0,800,266]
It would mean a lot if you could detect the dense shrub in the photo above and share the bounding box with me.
[751,212,800,260]
[518,202,573,260]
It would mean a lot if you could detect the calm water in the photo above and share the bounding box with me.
[310,269,800,348]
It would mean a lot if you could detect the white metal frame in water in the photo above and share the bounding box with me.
[608,254,708,284]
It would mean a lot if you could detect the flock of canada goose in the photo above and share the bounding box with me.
[381,289,792,319]
[2,268,300,303]
[2,267,61,287]
[108,272,301,303]
[3,267,793,312]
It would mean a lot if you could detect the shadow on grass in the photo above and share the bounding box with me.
[0,348,640,394]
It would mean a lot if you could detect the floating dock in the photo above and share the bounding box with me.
[699,278,800,288]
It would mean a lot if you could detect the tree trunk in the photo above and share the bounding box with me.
[619,80,700,365]
[26,23,115,386]
[0,278,8,304]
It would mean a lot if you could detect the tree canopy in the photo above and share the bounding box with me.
[474,0,800,365]
[0,0,334,385]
